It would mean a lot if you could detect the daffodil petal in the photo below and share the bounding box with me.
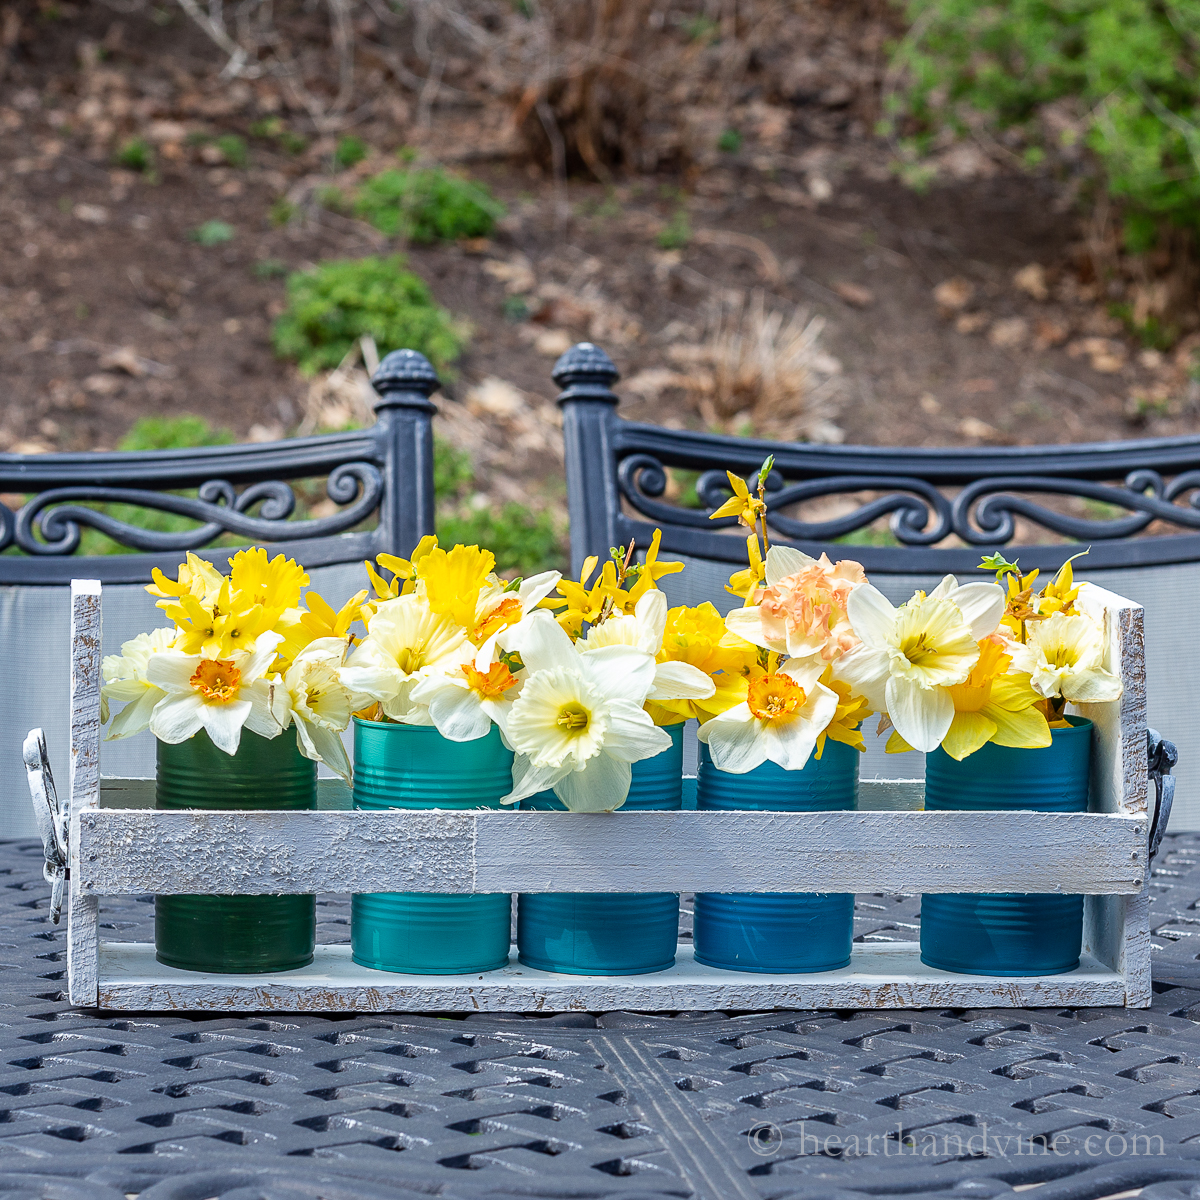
[580,645,658,704]
[765,545,815,585]
[649,660,716,702]
[949,582,1006,640]
[198,697,254,755]
[554,752,632,812]
[148,692,206,744]
[831,644,889,710]
[885,676,953,753]
[502,754,568,806]
[846,584,897,649]
[941,710,996,760]
[602,700,673,762]
[697,706,766,773]
[723,605,775,651]
[983,701,1052,749]
[514,610,580,674]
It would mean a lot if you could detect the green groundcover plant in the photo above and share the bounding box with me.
[889,0,1200,248]
[272,256,464,375]
[354,168,505,243]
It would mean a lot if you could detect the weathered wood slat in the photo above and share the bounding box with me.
[67,579,102,1009]
[77,808,1147,896]
[95,942,1128,1013]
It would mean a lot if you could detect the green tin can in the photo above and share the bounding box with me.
[351,719,513,974]
[155,727,316,974]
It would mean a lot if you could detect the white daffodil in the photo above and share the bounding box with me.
[696,658,838,773]
[339,593,475,723]
[834,576,1005,753]
[268,638,359,782]
[101,627,176,739]
[501,610,671,812]
[1007,611,1123,703]
[145,632,284,756]
[472,569,561,647]
[581,590,716,707]
[409,646,524,742]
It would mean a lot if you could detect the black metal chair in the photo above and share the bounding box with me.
[0,349,441,838]
[553,341,1194,829]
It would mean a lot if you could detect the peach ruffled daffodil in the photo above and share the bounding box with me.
[501,611,671,812]
[725,545,865,663]
[834,575,1005,753]
[696,658,838,773]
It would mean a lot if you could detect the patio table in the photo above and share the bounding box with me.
[0,837,1198,1199]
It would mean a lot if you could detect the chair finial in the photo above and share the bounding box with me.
[552,342,620,406]
[371,349,440,412]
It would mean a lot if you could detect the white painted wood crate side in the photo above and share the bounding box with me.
[76,809,1147,897]
[1076,590,1151,1006]
[67,580,102,1008]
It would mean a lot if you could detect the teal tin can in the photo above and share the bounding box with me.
[517,722,683,975]
[156,727,316,974]
[351,719,512,974]
[920,716,1092,976]
[693,739,857,973]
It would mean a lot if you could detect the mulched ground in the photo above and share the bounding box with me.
[3,1,1198,523]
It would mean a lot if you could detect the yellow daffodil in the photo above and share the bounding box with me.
[625,528,685,604]
[418,543,498,630]
[725,533,766,602]
[228,547,309,611]
[814,668,872,759]
[165,584,281,659]
[146,552,224,609]
[1036,553,1084,619]
[892,634,1051,760]
[644,601,756,725]
[709,470,767,529]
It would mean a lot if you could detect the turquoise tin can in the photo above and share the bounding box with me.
[156,727,316,974]
[693,739,857,973]
[920,717,1092,976]
[517,722,682,975]
[351,719,513,974]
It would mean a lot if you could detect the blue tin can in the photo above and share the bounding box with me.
[920,716,1092,977]
[693,739,857,973]
[517,722,683,975]
[351,719,512,975]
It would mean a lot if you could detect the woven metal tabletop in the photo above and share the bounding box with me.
[1,837,1199,1200]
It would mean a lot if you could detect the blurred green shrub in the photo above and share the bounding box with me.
[335,136,368,168]
[888,0,1200,244]
[271,255,465,375]
[353,167,505,242]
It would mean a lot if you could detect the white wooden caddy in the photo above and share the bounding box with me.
[49,579,1154,1013]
